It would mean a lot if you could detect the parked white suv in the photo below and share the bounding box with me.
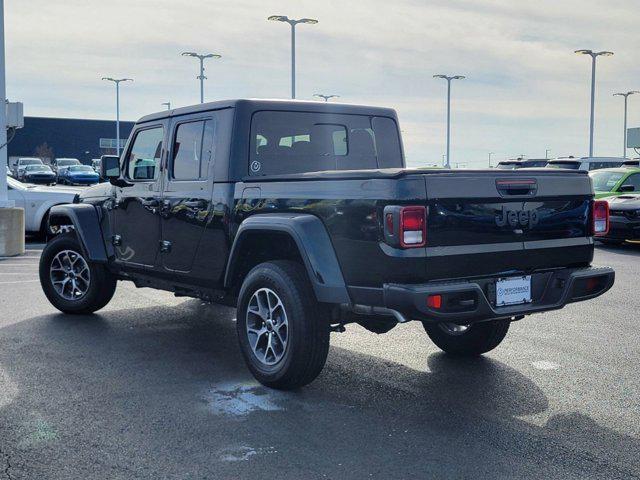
[546,157,625,171]
[12,157,44,178]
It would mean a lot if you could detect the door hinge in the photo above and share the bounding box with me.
[112,234,122,246]
[160,240,172,253]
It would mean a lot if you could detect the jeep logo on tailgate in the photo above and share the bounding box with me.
[495,206,539,228]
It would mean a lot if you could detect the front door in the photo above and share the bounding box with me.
[113,124,165,269]
[159,116,215,274]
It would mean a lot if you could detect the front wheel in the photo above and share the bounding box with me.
[39,233,117,314]
[236,260,330,390]
[422,320,510,356]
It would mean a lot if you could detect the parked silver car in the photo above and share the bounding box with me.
[7,176,80,237]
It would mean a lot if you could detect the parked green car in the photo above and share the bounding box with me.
[590,167,640,199]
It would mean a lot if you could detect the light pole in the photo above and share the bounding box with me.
[314,94,339,102]
[434,74,465,169]
[162,102,171,110]
[575,49,614,156]
[102,77,133,156]
[545,148,551,159]
[181,52,221,104]
[488,152,494,167]
[613,91,639,158]
[0,0,10,208]
[268,15,318,99]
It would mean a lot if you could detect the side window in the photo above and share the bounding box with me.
[172,119,215,180]
[126,127,164,181]
[624,173,640,191]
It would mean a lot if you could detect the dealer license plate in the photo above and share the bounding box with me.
[496,276,531,306]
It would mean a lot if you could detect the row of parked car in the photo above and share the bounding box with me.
[496,156,640,245]
[8,156,104,185]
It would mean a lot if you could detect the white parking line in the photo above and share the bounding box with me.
[531,361,560,370]
[0,280,40,285]
[0,273,39,275]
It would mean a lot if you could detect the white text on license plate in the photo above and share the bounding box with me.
[496,276,531,306]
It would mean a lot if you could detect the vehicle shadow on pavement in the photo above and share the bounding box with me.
[0,300,637,479]
[595,242,640,257]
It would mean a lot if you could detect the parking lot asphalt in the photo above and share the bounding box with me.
[0,243,638,479]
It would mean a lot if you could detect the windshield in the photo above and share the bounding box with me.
[25,165,52,172]
[496,163,518,169]
[68,165,94,172]
[547,161,580,170]
[590,171,625,191]
[20,159,43,166]
[58,159,80,166]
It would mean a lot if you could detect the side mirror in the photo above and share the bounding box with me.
[619,184,635,192]
[100,155,131,187]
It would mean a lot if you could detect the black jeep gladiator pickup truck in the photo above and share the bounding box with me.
[39,99,614,389]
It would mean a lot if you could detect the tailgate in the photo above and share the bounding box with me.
[422,170,593,280]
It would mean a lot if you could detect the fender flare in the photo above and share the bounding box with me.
[48,204,108,263]
[224,213,351,305]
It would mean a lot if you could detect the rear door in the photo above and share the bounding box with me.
[422,171,593,280]
[159,114,216,273]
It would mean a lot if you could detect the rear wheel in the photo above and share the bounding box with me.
[236,260,330,390]
[422,320,510,356]
[39,233,117,314]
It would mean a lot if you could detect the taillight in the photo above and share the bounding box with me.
[592,200,609,236]
[400,206,427,248]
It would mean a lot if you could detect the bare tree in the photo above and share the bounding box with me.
[34,142,54,164]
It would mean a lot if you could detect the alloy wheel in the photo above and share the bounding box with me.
[246,288,289,366]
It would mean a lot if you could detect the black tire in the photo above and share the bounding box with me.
[236,260,330,390]
[422,320,510,356]
[39,233,117,314]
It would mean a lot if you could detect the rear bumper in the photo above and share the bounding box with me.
[601,216,640,241]
[372,266,615,323]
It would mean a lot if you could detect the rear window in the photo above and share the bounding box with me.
[249,111,403,176]
[547,161,580,170]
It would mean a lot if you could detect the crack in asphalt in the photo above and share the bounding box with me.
[0,447,13,480]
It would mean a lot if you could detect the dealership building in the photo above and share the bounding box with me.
[7,116,135,166]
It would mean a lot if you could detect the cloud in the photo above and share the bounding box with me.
[6,0,640,166]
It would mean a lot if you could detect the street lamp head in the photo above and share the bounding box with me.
[298,18,318,24]
[433,74,465,81]
[182,52,198,57]
[202,53,222,59]
[575,49,614,57]
[268,15,290,22]
[614,91,640,97]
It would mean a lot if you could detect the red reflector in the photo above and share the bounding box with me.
[592,200,609,236]
[427,294,442,309]
[586,277,599,292]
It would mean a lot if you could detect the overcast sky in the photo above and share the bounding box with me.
[6,0,640,167]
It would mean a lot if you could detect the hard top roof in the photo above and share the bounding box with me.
[137,98,398,124]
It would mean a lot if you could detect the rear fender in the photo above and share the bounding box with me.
[224,213,350,304]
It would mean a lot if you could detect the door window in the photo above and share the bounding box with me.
[126,127,164,181]
[172,120,215,180]
[622,173,640,191]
